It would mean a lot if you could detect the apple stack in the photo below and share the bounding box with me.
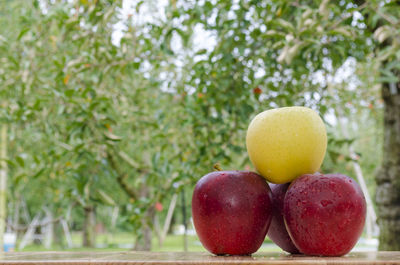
[192,107,366,256]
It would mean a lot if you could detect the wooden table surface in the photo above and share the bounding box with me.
[0,251,398,265]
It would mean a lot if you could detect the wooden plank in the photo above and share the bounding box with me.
[0,252,398,264]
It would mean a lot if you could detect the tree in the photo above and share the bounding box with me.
[1,0,194,250]
[364,1,400,250]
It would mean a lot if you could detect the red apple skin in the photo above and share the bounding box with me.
[284,174,366,256]
[267,183,300,254]
[192,171,273,255]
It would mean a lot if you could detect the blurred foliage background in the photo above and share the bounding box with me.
[0,0,399,252]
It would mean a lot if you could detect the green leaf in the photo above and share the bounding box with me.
[16,155,25,167]
[136,1,144,13]
[64,89,75,97]
[31,168,45,179]
[196,49,208,55]
[14,173,26,186]
[373,25,392,43]
[264,30,285,38]
[97,189,115,206]
[273,18,295,32]
[17,27,30,40]
[330,27,353,38]
[4,159,16,168]
[104,131,122,141]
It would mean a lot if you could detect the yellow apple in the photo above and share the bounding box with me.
[246,106,327,184]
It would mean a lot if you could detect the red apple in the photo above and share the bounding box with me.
[284,173,366,256]
[267,183,300,254]
[192,171,273,255]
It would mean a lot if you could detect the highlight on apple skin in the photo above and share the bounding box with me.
[283,173,367,256]
[191,170,273,256]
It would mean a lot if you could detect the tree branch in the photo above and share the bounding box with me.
[375,8,398,26]
[7,216,63,231]
[107,151,138,201]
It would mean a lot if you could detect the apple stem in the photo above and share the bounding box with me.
[213,163,223,171]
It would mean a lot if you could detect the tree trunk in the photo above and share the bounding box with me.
[133,207,154,251]
[53,221,64,248]
[376,81,400,250]
[43,209,53,248]
[82,206,96,248]
[133,186,154,251]
[181,190,188,252]
[13,198,20,237]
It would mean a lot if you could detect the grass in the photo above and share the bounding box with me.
[18,232,281,252]
[18,232,207,252]
[16,232,377,253]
